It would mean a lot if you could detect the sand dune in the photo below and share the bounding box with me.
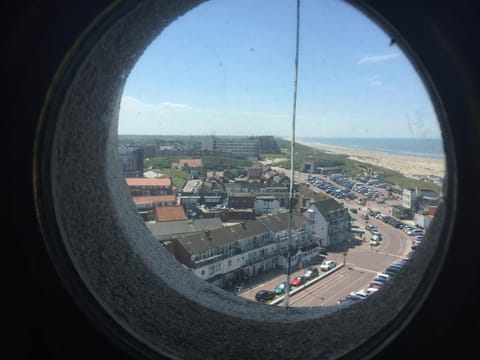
[298,140,446,178]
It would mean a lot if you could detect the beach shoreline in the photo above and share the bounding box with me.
[297,140,446,178]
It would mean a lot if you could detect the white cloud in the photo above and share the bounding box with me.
[118,96,291,135]
[357,53,401,64]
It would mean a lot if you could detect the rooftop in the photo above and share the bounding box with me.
[176,220,269,255]
[132,195,177,204]
[147,218,224,238]
[126,178,172,187]
[257,211,312,233]
[154,205,186,222]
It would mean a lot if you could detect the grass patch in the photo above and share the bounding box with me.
[154,168,191,191]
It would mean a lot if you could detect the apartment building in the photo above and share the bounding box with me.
[132,194,178,221]
[171,211,314,287]
[118,146,144,177]
[303,198,351,247]
[125,177,173,197]
[257,212,316,270]
[202,135,260,160]
[173,220,275,286]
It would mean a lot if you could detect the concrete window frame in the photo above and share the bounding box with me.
[33,1,455,359]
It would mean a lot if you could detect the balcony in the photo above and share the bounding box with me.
[245,252,279,265]
[193,253,223,268]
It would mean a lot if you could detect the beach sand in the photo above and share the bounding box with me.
[298,140,446,178]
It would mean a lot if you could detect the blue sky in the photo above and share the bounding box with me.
[119,0,441,139]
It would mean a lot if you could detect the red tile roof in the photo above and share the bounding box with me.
[132,195,177,204]
[154,205,186,222]
[126,178,172,187]
[179,159,202,168]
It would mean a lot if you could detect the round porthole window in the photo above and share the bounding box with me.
[33,1,459,359]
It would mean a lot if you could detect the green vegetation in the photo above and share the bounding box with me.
[145,156,184,169]
[202,155,251,169]
[152,168,191,190]
[274,138,346,170]
[260,153,286,160]
[144,154,251,189]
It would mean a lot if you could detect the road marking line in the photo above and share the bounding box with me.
[351,266,377,274]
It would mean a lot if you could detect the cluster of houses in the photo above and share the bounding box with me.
[124,159,351,290]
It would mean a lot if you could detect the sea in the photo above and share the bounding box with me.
[297,137,445,159]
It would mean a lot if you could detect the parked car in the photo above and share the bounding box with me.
[415,235,425,242]
[403,226,415,234]
[290,276,306,287]
[369,280,385,289]
[371,229,381,236]
[387,263,404,273]
[274,281,287,295]
[372,234,382,241]
[320,260,337,271]
[304,267,319,280]
[318,247,328,255]
[373,276,389,284]
[337,298,358,305]
[376,273,391,281]
[366,287,380,295]
[350,289,368,300]
[350,208,358,213]
[361,214,369,220]
[406,227,422,235]
[370,239,380,246]
[255,290,276,302]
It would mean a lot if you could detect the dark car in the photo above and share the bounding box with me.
[386,264,403,274]
[369,280,385,289]
[337,298,358,305]
[255,290,276,302]
[350,208,358,213]
[387,264,404,272]
[345,293,365,302]
[318,247,328,255]
[373,276,389,284]
[304,267,319,280]
[384,268,399,277]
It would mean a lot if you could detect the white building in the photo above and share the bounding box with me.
[258,212,316,270]
[303,198,351,247]
[202,135,260,159]
[402,188,417,209]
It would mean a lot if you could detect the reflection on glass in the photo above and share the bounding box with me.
[118,0,445,307]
